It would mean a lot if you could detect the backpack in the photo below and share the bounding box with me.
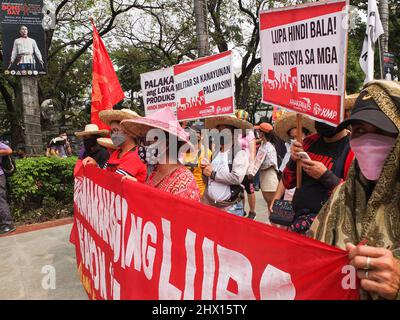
[211,143,244,202]
[1,155,16,176]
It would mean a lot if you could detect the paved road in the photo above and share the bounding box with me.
[0,191,269,300]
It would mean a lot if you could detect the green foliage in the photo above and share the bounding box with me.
[8,156,77,223]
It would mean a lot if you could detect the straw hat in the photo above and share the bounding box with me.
[344,93,359,110]
[75,124,109,138]
[97,138,117,150]
[205,115,253,130]
[274,112,316,142]
[99,108,141,126]
[120,108,191,143]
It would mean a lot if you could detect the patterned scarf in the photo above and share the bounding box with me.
[308,81,400,299]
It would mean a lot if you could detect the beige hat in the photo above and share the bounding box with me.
[344,93,359,110]
[274,112,316,142]
[99,108,141,126]
[205,115,253,130]
[75,124,109,138]
[97,137,117,150]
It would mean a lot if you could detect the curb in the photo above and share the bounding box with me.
[0,217,74,238]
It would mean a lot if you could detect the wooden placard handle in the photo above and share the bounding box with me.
[296,113,303,189]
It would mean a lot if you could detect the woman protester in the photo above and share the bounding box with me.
[271,113,315,210]
[252,123,282,211]
[120,108,200,201]
[181,124,212,197]
[82,109,147,183]
[201,115,251,216]
[75,123,110,168]
[308,80,400,300]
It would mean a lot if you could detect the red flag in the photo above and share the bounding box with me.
[91,21,124,130]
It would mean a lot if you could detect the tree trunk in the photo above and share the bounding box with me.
[194,0,209,57]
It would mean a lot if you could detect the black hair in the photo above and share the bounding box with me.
[286,127,310,138]
[264,131,287,162]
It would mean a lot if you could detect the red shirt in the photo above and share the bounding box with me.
[105,146,147,183]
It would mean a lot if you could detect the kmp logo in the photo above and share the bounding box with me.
[313,103,337,120]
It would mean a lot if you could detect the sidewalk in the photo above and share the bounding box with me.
[0,223,87,300]
[0,191,268,300]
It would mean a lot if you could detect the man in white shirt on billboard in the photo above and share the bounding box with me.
[8,25,44,71]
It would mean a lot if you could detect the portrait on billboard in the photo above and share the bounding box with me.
[0,0,47,75]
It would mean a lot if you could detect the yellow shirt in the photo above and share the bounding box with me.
[183,146,212,196]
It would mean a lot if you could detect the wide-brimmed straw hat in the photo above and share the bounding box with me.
[97,137,117,150]
[99,108,141,126]
[75,124,109,138]
[274,112,316,142]
[344,93,359,110]
[120,108,190,143]
[205,114,253,130]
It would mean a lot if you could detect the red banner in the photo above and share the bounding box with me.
[91,21,125,130]
[70,162,359,300]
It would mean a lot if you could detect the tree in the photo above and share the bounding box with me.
[194,0,210,57]
[0,0,163,147]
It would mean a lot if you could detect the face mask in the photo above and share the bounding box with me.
[350,133,397,181]
[315,122,337,138]
[111,132,126,147]
[83,137,97,150]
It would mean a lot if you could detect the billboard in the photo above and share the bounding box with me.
[1,0,47,75]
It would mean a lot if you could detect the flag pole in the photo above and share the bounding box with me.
[378,37,384,79]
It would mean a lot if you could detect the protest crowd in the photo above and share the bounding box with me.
[65,80,399,300]
[0,0,399,302]
[1,80,399,300]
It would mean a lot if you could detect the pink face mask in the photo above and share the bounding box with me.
[350,133,397,181]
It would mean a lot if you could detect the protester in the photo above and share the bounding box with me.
[75,124,110,167]
[253,125,262,191]
[282,117,354,234]
[181,124,212,197]
[201,115,251,216]
[235,110,257,219]
[251,123,282,211]
[121,108,200,201]
[83,109,147,183]
[308,80,400,300]
[270,112,315,210]
[46,129,73,157]
[0,142,15,235]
